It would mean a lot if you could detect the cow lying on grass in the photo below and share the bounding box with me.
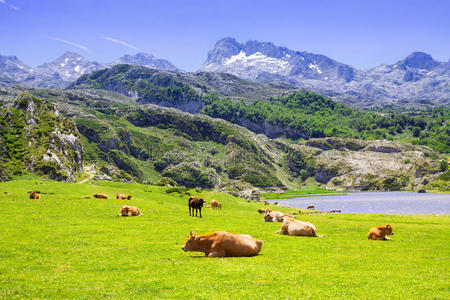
[93,193,108,199]
[210,200,222,210]
[118,206,142,217]
[116,193,132,200]
[188,196,205,217]
[29,191,40,199]
[182,231,263,257]
[264,210,292,222]
[367,224,394,240]
[276,217,321,237]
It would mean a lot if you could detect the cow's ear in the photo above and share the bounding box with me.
[190,231,196,237]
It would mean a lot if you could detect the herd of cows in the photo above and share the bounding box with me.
[27,191,394,258]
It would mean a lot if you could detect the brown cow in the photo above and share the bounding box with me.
[189,196,205,217]
[118,206,142,217]
[367,224,394,240]
[29,191,40,199]
[264,210,291,222]
[210,200,222,210]
[93,193,108,199]
[182,231,263,257]
[276,217,321,237]
[257,208,270,214]
[116,193,132,200]
[307,205,315,210]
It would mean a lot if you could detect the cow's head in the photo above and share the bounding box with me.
[199,198,205,207]
[182,231,206,252]
[264,212,275,222]
[385,224,393,235]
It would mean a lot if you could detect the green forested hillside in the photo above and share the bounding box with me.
[71,65,450,153]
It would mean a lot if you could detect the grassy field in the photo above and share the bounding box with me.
[0,179,449,299]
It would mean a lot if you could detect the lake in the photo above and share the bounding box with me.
[268,191,450,214]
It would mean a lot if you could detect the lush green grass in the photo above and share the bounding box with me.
[262,183,340,199]
[0,179,448,299]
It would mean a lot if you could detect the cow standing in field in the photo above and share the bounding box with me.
[29,191,40,199]
[210,200,222,210]
[118,206,142,217]
[276,217,321,237]
[182,231,263,257]
[116,193,132,200]
[188,196,205,217]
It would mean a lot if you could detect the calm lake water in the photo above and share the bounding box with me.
[269,192,450,214]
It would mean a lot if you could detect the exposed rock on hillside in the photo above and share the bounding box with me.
[0,93,83,181]
[289,138,443,191]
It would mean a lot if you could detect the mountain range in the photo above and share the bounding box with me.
[1,38,450,107]
[201,38,450,107]
[0,52,179,88]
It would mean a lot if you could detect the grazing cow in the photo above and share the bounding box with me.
[188,196,205,217]
[264,201,270,205]
[29,191,40,199]
[116,193,132,200]
[118,206,142,217]
[307,205,315,210]
[93,193,108,199]
[182,231,263,257]
[276,217,321,237]
[264,210,291,222]
[367,224,394,241]
[274,202,278,205]
[210,200,222,210]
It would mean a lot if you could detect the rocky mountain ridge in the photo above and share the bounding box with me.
[0,52,180,88]
[201,38,450,107]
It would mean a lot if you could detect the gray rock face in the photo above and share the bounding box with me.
[111,53,179,71]
[201,38,450,107]
[0,55,32,81]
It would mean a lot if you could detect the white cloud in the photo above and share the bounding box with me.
[48,37,89,51]
[102,37,140,51]
[0,0,20,10]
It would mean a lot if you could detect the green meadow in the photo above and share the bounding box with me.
[0,179,448,299]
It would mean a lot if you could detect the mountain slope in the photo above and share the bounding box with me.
[201,38,450,107]
[0,92,83,181]
[70,64,295,112]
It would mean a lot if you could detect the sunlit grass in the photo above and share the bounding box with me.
[0,179,448,299]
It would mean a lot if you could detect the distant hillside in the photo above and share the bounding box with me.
[201,38,450,108]
[0,86,446,192]
[70,64,450,153]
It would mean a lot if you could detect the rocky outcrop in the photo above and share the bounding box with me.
[0,93,83,181]
[289,138,443,191]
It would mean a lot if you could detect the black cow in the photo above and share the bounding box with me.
[188,196,205,217]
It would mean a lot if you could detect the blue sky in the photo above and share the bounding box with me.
[1,0,449,70]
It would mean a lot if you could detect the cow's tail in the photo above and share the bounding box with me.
[312,228,324,237]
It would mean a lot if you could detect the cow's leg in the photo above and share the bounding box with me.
[208,251,225,257]
[189,206,191,216]
[199,208,202,218]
